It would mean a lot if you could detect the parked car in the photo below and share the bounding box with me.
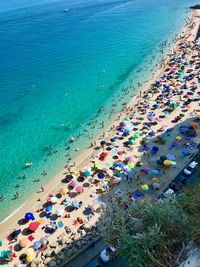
[100,245,117,263]
[183,160,198,176]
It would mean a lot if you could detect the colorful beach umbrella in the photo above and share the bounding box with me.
[75,185,84,193]
[25,212,35,221]
[97,173,105,179]
[141,184,149,191]
[19,237,29,248]
[33,241,41,250]
[26,248,35,262]
[28,221,40,232]
[55,208,65,216]
[45,206,53,213]
[83,171,91,177]
[50,196,58,204]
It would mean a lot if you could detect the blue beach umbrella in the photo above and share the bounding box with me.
[45,206,53,213]
[33,241,41,250]
[25,212,35,221]
[151,169,159,175]
[98,173,105,179]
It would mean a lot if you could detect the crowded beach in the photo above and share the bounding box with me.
[0,9,200,267]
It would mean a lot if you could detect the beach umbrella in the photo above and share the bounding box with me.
[33,241,41,250]
[25,212,35,221]
[100,141,106,146]
[45,206,53,213]
[125,156,133,162]
[164,160,172,166]
[40,237,48,245]
[133,133,140,139]
[151,146,159,154]
[117,151,123,155]
[83,171,91,177]
[8,229,21,241]
[119,163,125,168]
[75,185,84,193]
[128,139,135,145]
[19,237,29,248]
[28,221,40,232]
[72,200,80,209]
[4,250,12,259]
[160,156,167,162]
[176,136,182,141]
[151,169,159,175]
[97,173,105,179]
[141,184,149,191]
[55,208,65,216]
[50,196,58,204]
[156,159,163,165]
[149,131,155,137]
[167,153,176,161]
[153,182,160,190]
[26,248,35,262]
[101,152,108,158]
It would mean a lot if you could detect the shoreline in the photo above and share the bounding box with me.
[0,9,195,230]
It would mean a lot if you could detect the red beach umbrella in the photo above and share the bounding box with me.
[117,151,123,155]
[28,221,40,232]
[101,152,108,157]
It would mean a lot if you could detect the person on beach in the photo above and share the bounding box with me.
[15,192,19,199]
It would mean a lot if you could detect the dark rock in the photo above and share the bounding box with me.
[190,4,200,9]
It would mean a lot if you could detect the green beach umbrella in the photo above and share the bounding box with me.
[133,133,140,139]
[83,171,91,177]
[129,139,135,145]
[128,163,134,169]
[124,116,130,121]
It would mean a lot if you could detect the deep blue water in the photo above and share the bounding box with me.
[0,0,197,220]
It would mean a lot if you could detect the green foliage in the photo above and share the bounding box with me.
[101,187,200,267]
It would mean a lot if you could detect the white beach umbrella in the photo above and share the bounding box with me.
[55,208,65,216]
[50,196,58,204]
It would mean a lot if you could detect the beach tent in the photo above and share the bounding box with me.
[28,221,40,232]
[25,212,35,221]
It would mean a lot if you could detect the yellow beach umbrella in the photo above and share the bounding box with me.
[164,160,172,166]
[196,114,200,119]
[128,163,135,169]
[26,248,35,262]
[141,184,149,191]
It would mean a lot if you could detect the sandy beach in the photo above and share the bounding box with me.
[0,8,200,267]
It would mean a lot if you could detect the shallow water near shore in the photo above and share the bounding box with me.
[0,0,198,221]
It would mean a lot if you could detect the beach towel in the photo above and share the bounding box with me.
[28,235,34,242]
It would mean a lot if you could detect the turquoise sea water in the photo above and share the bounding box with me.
[0,0,198,220]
